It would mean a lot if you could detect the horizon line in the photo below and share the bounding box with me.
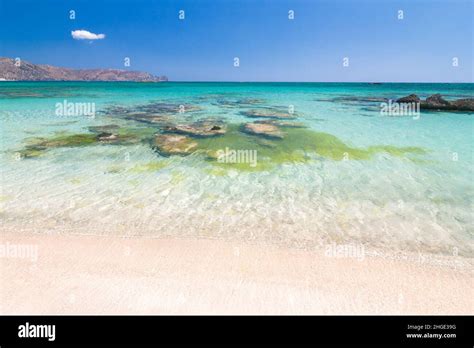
[1,80,473,84]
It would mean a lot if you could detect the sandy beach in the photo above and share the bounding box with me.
[1,232,472,315]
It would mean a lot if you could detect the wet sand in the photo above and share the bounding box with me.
[0,233,472,314]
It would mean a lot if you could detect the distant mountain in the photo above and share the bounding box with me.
[0,57,168,82]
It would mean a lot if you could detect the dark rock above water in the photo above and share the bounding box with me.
[0,57,168,82]
[396,93,474,112]
[451,98,474,111]
[424,94,451,108]
[396,94,420,104]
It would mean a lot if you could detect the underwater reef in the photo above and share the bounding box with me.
[15,98,428,172]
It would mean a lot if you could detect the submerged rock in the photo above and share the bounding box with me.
[164,121,226,137]
[240,108,297,119]
[238,98,265,105]
[213,98,265,108]
[17,126,156,159]
[255,138,278,148]
[36,134,98,148]
[138,102,201,114]
[242,122,284,139]
[197,124,427,172]
[254,120,306,128]
[89,125,143,143]
[104,106,129,114]
[17,147,44,158]
[88,124,120,133]
[103,103,202,121]
[97,132,119,142]
[214,99,240,108]
[128,114,173,125]
[330,96,389,104]
[153,134,198,156]
[125,111,149,117]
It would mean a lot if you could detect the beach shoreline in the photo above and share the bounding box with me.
[1,232,472,315]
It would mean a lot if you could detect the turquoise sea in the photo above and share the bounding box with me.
[1,82,473,257]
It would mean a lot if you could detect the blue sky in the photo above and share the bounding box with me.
[0,0,472,82]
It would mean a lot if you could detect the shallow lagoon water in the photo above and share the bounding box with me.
[1,82,473,257]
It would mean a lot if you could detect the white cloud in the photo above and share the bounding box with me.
[71,30,106,40]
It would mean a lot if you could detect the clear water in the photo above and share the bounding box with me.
[1,82,473,257]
